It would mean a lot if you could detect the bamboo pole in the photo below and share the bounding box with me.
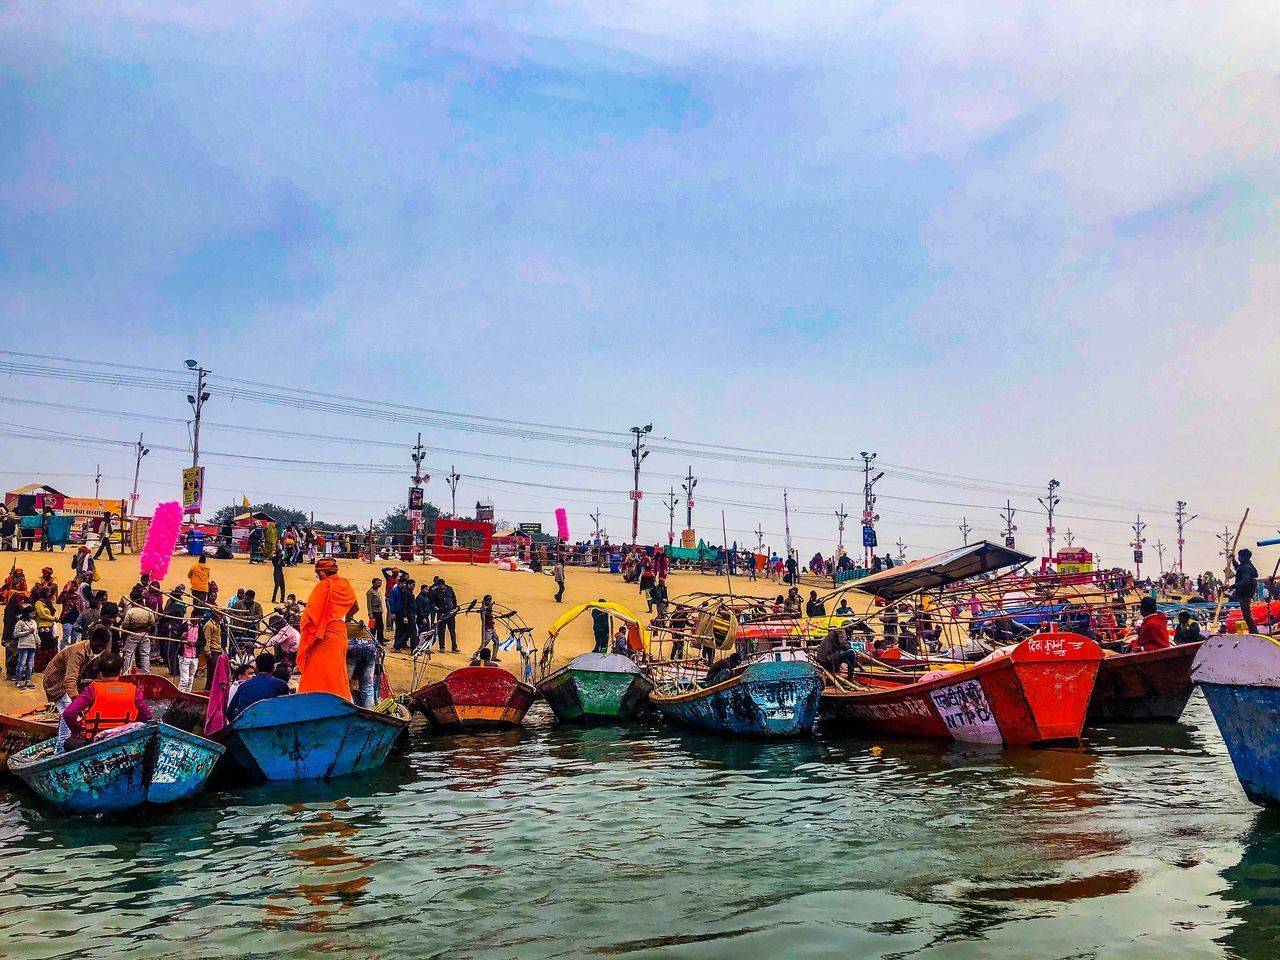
[1210,508,1250,633]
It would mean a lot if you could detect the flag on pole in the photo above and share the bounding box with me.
[242,495,251,509]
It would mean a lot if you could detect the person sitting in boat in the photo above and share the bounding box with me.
[1173,611,1202,645]
[876,637,903,661]
[704,651,743,686]
[1129,597,1171,653]
[834,598,854,618]
[805,591,826,617]
[60,652,152,751]
[815,628,858,679]
[227,652,291,722]
[611,624,631,656]
[470,647,496,668]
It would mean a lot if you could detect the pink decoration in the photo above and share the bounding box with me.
[140,500,184,581]
[555,508,569,542]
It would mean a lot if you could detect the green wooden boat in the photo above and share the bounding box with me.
[538,653,653,723]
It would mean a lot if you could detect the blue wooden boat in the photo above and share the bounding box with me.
[213,692,408,782]
[648,657,822,738]
[1193,632,1280,807]
[7,722,224,814]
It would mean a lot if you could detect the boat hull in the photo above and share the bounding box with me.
[410,667,537,731]
[538,653,653,723]
[1087,642,1200,722]
[215,692,407,782]
[1193,633,1280,807]
[820,632,1102,746]
[649,659,822,738]
[8,722,223,814]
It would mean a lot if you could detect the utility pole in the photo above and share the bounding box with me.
[663,487,680,545]
[1064,529,1075,548]
[410,433,428,554]
[999,500,1017,549]
[1038,479,1061,569]
[1130,514,1147,579]
[958,516,972,546]
[445,466,460,517]
[857,451,884,567]
[754,523,765,555]
[590,508,603,569]
[682,466,697,532]
[129,434,150,513]
[783,489,793,561]
[184,359,210,519]
[835,503,848,555]
[1175,500,1197,577]
[1217,526,1235,564]
[1155,540,1166,574]
[630,424,653,546]
[94,464,101,499]
[895,537,907,563]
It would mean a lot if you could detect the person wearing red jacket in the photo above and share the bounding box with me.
[1131,596,1171,652]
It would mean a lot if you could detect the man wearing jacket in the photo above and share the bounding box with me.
[365,578,385,643]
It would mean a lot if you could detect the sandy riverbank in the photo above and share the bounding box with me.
[0,552,826,714]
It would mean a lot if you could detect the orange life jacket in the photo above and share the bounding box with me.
[83,681,139,738]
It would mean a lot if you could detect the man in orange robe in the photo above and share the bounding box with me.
[298,557,358,700]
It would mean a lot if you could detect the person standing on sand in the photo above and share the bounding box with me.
[431,577,459,653]
[93,512,116,560]
[297,557,358,701]
[270,545,287,603]
[188,555,210,608]
[553,558,566,603]
[365,578,385,643]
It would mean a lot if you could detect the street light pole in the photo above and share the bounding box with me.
[1131,514,1147,580]
[1175,500,1197,577]
[129,433,150,514]
[630,424,653,546]
[835,502,848,556]
[446,466,460,517]
[663,487,680,545]
[682,466,697,533]
[1038,479,1061,570]
[856,451,883,568]
[959,516,972,546]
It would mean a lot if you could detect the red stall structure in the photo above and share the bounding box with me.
[433,518,494,563]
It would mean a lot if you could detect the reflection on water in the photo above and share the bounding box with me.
[0,695,1273,958]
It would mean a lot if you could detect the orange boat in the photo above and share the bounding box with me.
[409,666,537,731]
[821,632,1103,746]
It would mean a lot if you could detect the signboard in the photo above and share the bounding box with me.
[408,486,424,510]
[629,490,644,501]
[518,522,542,534]
[929,678,1001,743]
[408,508,422,522]
[687,498,695,509]
[1133,549,1144,564]
[681,529,696,549]
[1004,535,1016,549]
[181,467,204,514]
[862,524,877,548]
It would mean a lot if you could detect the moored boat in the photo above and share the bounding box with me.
[8,721,223,814]
[410,666,537,731]
[648,656,823,738]
[213,692,408,782]
[1087,642,1202,723]
[536,601,652,723]
[821,632,1103,746]
[0,705,60,771]
[1192,632,1280,807]
[539,653,653,723]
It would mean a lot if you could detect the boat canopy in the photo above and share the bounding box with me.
[848,541,1033,600]
[547,601,648,652]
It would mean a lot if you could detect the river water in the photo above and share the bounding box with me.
[1,693,1277,959]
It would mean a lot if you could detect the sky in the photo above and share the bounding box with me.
[1,1,1278,575]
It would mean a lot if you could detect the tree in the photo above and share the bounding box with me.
[377,502,441,534]
[210,501,341,529]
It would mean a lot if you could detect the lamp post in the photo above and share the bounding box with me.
[630,424,652,545]
[130,433,150,513]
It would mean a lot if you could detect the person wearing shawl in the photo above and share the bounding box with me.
[298,557,358,701]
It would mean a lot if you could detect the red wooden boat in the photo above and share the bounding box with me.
[1086,642,1202,723]
[409,666,537,731]
[820,632,1103,746]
